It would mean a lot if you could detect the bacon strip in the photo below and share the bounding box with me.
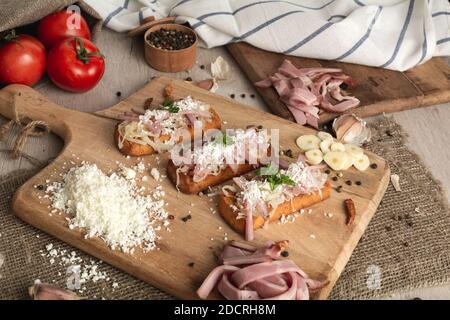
[197,241,327,300]
[255,59,359,129]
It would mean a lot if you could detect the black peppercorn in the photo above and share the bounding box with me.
[325,169,331,174]
[370,163,378,169]
[181,214,192,222]
[250,94,256,98]
[280,251,289,257]
[116,91,122,97]
[200,65,205,69]
[185,77,193,82]
[241,93,246,98]
[230,94,235,99]
[336,186,343,193]
[332,176,338,181]
[345,180,352,186]
[188,262,195,267]
[355,181,362,186]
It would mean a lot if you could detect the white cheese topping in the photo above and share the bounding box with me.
[46,163,169,253]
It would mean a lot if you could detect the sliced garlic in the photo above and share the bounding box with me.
[317,131,334,141]
[305,149,323,165]
[296,135,321,151]
[353,154,370,171]
[324,151,348,171]
[320,139,332,154]
[330,142,345,152]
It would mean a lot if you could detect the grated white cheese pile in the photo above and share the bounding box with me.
[46,163,169,253]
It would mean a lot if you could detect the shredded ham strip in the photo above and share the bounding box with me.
[197,241,327,300]
[255,59,359,129]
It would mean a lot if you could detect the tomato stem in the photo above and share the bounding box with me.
[74,37,104,64]
[1,29,19,43]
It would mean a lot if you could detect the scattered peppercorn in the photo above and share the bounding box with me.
[355,181,362,186]
[407,220,414,227]
[336,186,343,193]
[280,251,289,257]
[325,169,331,174]
[385,130,392,136]
[403,241,409,247]
[147,28,195,50]
[345,180,352,186]
[36,184,44,191]
[332,176,338,181]
[230,94,235,99]
[185,77,193,82]
[339,82,348,90]
[385,225,392,231]
[250,94,256,98]
[241,93,246,98]
[200,65,205,69]
[168,214,175,220]
[188,262,195,267]
[284,149,293,158]
[257,125,264,130]
[370,163,378,169]
[181,214,192,222]
[116,91,122,97]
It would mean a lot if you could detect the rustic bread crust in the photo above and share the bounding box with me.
[114,108,221,157]
[218,182,331,235]
[167,160,256,194]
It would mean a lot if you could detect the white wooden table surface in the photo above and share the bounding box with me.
[1,29,449,300]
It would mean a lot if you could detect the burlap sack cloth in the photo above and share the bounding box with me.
[0,0,101,34]
[0,117,449,300]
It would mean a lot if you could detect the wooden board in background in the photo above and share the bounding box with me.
[227,43,450,124]
[0,77,390,299]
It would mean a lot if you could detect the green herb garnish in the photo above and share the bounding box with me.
[161,98,179,113]
[213,133,234,146]
[256,163,295,191]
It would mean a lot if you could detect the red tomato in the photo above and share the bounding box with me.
[0,31,46,86]
[47,37,105,93]
[38,10,91,49]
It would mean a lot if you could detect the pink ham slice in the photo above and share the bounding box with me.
[254,59,359,128]
[197,241,327,300]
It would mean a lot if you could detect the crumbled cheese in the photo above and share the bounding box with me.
[390,174,401,192]
[45,163,169,253]
[121,167,136,180]
[150,168,160,181]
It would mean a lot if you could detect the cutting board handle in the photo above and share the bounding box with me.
[0,84,76,141]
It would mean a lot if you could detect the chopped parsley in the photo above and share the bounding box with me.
[256,164,295,191]
[161,98,179,113]
[214,133,234,146]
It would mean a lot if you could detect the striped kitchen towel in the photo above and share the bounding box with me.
[83,0,450,71]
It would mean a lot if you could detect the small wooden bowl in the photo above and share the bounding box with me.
[144,24,197,73]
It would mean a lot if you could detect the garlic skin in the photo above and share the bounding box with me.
[29,282,83,300]
[332,114,371,146]
[211,56,230,80]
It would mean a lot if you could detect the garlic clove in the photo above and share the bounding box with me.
[211,56,231,80]
[195,78,218,92]
[29,282,84,300]
[332,114,371,146]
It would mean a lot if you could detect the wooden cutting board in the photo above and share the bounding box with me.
[227,43,450,124]
[0,76,389,300]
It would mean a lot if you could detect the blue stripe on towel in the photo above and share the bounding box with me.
[418,23,428,64]
[233,10,305,41]
[139,9,144,24]
[171,0,191,13]
[379,0,415,68]
[328,14,346,21]
[103,7,124,26]
[432,11,450,17]
[283,22,334,54]
[354,0,364,6]
[335,6,382,60]
[437,38,450,45]
[123,0,129,9]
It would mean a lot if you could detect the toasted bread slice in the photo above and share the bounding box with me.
[115,108,221,157]
[167,160,256,194]
[218,182,330,235]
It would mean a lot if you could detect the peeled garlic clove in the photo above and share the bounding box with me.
[332,114,371,147]
[195,78,218,92]
[29,282,83,300]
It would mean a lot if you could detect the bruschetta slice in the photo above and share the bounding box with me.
[167,127,272,194]
[218,161,330,240]
[115,96,221,157]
